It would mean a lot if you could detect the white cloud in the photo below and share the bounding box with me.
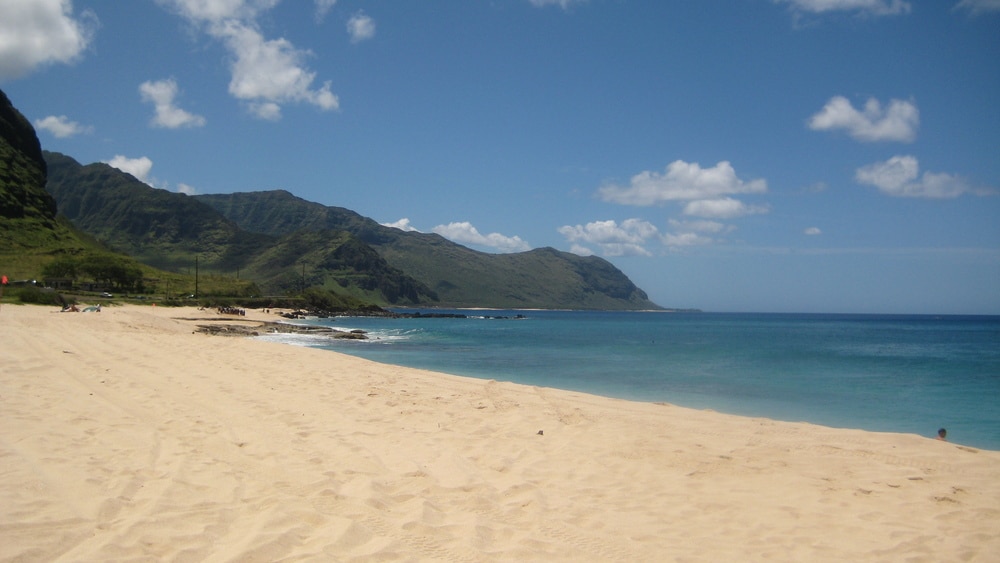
[177,182,197,195]
[433,221,531,253]
[139,78,206,128]
[157,0,278,23]
[347,12,375,43]
[682,197,770,219]
[776,0,911,16]
[808,96,918,142]
[221,21,339,114]
[33,114,92,138]
[528,0,586,8]
[661,219,724,248]
[159,0,338,119]
[954,0,1000,15]
[855,155,973,198]
[557,219,658,257]
[661,232,714,248]
[249,101,282,121]
[559,217,736,253]
[804,227,822,235]
[598,160,767,206]
[668,219,731,234]
[0,0,98,81]
[104,155,154,185]
[315,0,336,21]
[383,218,420,232]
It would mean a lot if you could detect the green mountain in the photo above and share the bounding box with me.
[44,153,437,305]
[0,90,74,254]
[197,190,661,310]
[1,89,248,300]
[44,152,265,271]
[13,93,659,309]
[0,89,107,281]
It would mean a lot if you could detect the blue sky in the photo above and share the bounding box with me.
[2,0,998,314]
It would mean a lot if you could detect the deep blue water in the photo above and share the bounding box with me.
[256,311,1000,451]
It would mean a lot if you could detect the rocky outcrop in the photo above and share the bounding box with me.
[0,89,56,222]
[195,320,368,340]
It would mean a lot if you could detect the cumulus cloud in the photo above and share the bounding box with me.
[776,0,911,16]
[528,0,586,8]
[158,0,338,119]
[661,232,714,248]
[557,219,658,257]
[662,219,725,248]
[105,154,195,193]
[315,0,337,21]
[433,222,530,253]
[668,219,730,234]
[954,0,1000,15]
[248,101,281,121]
[558,216,736,255]
[105,155,155,185]
[156,0,277,24]
[221,22,338,119]
[0,0,98,81]
[33,115,92,138]
[139,78,206,128]
[682,197,770,219]
[594,161,767,251]
[382,218,420,232]
[804,227,822,235]
[598,160,767,206]
[808,96,918,142]
[347,12,375,43]
[855,155,974,198]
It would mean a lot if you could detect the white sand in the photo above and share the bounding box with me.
[1,304,997,562]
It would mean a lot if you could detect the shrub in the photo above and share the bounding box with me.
[16,285,68,306]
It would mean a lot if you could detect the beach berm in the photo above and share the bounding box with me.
[1,304,997,561]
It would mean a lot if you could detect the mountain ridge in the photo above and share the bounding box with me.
[196,190,661,310]
[6,86,661,310]
[43,152,438,305]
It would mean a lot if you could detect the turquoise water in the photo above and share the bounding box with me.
[257,311,1000,451]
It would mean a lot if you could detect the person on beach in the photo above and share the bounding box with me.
[937,428,947,441]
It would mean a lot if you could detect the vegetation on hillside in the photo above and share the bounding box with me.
[43,152,437,306]
[197,191,662,310]
[4,87,661,311]
[0,90,258,304]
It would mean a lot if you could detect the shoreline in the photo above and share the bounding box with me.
[2,303,998,561]
[267,308,1000,452]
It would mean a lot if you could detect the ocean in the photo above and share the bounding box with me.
[256,311,1000,451]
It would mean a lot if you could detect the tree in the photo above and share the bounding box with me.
[78,253,144,291]
[41,255,80,280]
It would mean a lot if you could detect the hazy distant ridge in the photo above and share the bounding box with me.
[197,190,661,310]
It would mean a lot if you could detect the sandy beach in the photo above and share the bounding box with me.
[1,303,997,562]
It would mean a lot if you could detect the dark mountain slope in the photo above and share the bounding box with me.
[44,152,269,271]
[42,152,436,305]
[0,90,72,251]
[197,190,660,310]
[0,89,101,281]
